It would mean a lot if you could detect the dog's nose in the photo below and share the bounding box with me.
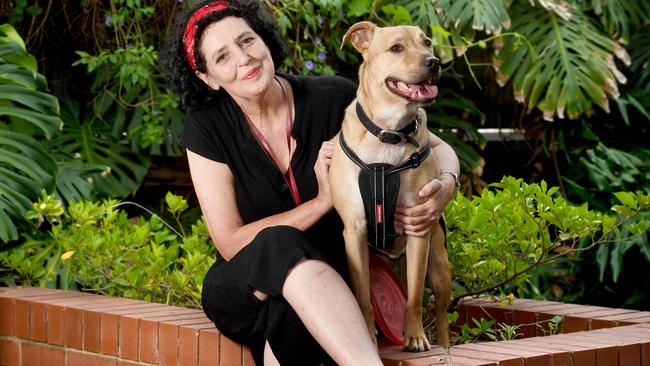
[423,56,440,70]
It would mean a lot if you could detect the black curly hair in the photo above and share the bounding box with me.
[160,0,288,110]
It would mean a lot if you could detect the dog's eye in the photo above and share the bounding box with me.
[424,39,432,48]
[390,44,403,53]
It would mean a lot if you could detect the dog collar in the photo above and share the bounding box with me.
[356,102,420,147]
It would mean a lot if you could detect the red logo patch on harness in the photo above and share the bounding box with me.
[375,204,384,224]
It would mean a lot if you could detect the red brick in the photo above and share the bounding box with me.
[47,305,65,346]
[199,328,220,366]
[83,309,102,352]
[179,323,214,366]
[118,315,139,361]
[524,337,596,366]
[0,338,21,366]
[159,322,179,366]
[29,302,47,343]
[14,298,31,339]
[450,344,524,365]
[641,343,649,366]
[598,311,650,322]
[405,354,496,365]
[512,309,537,338]
[563,315,591,333]
[0,288,56,299]
[101,313,119,356]
[595,346,618,366]
[219,336,242,366]
[620,316,650,326]
[618,344,641,366]
[117,360,140,366]
[114,303,180,361]
[242,345,255,366]
[66,349,117,366]
[590,318,617,330]
[0,297,14,336]
[159,318,212,366]
[578,308,639,318]
[465,342,552,366]
[21,342,64,366]
[139,319,160,364]
[508,339,572,366]
[64,307,83,349]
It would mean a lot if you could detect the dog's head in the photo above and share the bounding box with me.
[343,21,441,109]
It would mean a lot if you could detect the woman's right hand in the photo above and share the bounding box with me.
[314,141,333,210]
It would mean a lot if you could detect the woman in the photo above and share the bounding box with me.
[161,1,460,365]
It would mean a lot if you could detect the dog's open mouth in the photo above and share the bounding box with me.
[386,78,438,103]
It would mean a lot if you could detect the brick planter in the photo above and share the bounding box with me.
[1,287,649,365]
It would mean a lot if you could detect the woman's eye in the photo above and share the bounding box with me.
[390,44,403,53]
[216,54,226,64]
[242,37,254,45]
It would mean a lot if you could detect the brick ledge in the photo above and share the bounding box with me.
[1,287,649,366]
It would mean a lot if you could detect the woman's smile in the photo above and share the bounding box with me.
[242,65,261,80]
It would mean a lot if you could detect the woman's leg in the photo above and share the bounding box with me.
[264,341,281,366]
[281,258,383,366]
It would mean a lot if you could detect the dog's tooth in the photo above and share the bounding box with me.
[398,81,408,90]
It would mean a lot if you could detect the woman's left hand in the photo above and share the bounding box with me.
[394,176,456,237]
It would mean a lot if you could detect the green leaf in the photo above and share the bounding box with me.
[346,0,372,17]
[435,0,510,35]
[48,111,149,198]
[494,3,628,121]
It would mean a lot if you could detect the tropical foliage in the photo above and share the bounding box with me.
[1,0,648,311]
[0,24,61,242]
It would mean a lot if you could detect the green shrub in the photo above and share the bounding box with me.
[444,176,649,308]
[3,177,648,312]
[0,192,214,308]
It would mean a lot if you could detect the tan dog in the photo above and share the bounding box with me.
[329,21,452,354]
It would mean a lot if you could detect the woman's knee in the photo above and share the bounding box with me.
[256,225,308,247]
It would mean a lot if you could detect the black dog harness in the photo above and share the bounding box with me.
[339,103,431,251]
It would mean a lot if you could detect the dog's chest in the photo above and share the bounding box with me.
[357,139,408,166]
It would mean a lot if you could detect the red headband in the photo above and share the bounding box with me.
[183,1,239,72]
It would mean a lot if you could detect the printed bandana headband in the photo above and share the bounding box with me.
[183,0,240,72]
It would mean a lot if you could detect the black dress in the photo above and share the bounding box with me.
[181,73,357,365]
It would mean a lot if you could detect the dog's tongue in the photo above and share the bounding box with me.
[389,80,438,101]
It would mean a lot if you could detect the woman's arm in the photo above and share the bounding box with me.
[187,142,334,261]
[394,132,460,236]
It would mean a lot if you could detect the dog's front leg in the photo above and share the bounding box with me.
[403,234,432,352]
[343,223,376,346]
[427,223,451,349]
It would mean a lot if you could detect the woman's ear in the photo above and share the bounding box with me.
[195,71,220,90]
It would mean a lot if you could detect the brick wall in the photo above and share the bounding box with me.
[1,287,649,366]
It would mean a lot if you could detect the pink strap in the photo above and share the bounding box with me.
[243,79,302,206]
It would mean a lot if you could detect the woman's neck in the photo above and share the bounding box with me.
[237,77,287,126]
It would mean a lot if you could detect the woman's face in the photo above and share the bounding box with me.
[196,16,275,101]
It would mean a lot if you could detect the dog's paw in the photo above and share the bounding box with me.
[402,334,431,352]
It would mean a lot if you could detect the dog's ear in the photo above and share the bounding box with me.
[341,21,377,54]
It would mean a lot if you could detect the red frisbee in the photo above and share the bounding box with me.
[368,252,406,346]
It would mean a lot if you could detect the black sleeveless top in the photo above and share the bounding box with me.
[180,73,357,251]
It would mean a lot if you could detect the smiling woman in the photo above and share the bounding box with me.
[158,1,460,365]
[159,1,388,365]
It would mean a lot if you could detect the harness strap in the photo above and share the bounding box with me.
[338,130,431,250]
[339,129,431,176]
[356,103,420,147]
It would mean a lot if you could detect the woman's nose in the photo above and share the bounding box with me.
[236,48,252,67]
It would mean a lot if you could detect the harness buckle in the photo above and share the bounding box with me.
[378,130,407,145]
[410,153,421,168]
